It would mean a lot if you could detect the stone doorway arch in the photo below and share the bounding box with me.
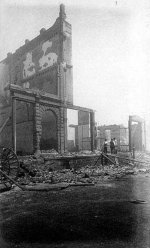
[40,109,58,151]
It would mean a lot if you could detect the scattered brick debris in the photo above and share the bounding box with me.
[16,151,150,187]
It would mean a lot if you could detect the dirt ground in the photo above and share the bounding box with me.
[1,172,150,248]
[1,152,150,248]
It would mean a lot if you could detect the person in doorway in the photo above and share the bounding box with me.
[110,138,115,154]
[113,138,118,154]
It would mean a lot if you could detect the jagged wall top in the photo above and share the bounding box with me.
[59,4,66,20]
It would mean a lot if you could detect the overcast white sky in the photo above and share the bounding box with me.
[0,0,150,128]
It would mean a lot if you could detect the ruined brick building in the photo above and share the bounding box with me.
[96,116,146,152]
[0,4,95,155]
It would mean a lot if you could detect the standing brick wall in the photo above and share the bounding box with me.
[0,5,95,155]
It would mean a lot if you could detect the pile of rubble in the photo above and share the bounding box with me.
[16,151,150,186]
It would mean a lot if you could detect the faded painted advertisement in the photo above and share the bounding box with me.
[22,39,58,79]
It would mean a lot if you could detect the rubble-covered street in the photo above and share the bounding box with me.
[1,2,150,247]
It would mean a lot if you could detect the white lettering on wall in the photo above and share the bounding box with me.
[39,40,58,71]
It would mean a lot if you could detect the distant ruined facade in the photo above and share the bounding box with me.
[0,4,95,155]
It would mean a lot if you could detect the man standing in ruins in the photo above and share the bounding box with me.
[110,138,115,154]
[113,138,118,154]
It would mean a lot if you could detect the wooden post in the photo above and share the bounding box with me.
[128,116,132,152]
[133,147,135,159]
[144,121,146,151]
[64,108,68,152]
[90,111,95,152]
[12,97,16,153]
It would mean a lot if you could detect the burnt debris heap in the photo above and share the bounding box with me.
[0,4,95,155]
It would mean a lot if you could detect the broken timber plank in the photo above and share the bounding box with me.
[0,169,25,190]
